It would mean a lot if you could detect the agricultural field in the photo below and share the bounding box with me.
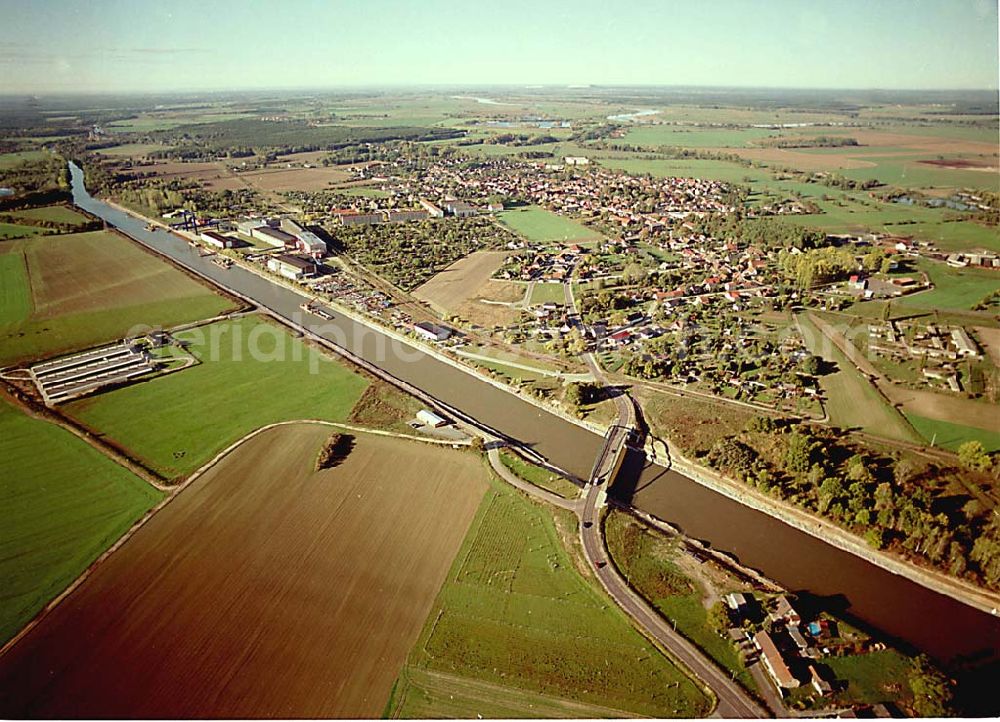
[0,398,162,647]
[0,222,48,239]
[623,125,779,148]
[94,143,172,158]
[236,165,352,193]
[797,314,921,443]
[905,414,1000,453]
[0,230,234,364]
[388,480,711,718]
[0,425,487,717]
[0,150,50,169]
[5,204,90,226]
[499,205,604,243]
[413,250,509,316]
[66,315,369,480]
[898,260,1000,311]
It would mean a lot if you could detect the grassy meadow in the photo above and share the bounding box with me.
[388,479,711,718]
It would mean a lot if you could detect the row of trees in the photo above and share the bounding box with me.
[703,420,1000,589]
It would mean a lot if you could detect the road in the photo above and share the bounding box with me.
[563,281,767,718]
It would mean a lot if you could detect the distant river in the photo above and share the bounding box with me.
[68,164,1000,704]
[607,108,660,122]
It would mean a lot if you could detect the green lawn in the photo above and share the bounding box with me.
[0,251,31,325]
[66,316,369,480]
[7,204,91,226]
[0,399,163,646]
[598,156,773,184]
[498,448,580,499]
[604,510,756,694]
[388,480,711,718]
[905,413,1000,453]
[824,650,913,706]
[528,281,568,305]
[499,205,603,243]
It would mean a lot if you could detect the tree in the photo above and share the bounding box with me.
[708,601,731,632]
[908,655,954,717]
[799,354,822,376]
[958,440,992,472]
[785,430,818,474]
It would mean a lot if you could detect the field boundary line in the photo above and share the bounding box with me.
[0,419,466,662]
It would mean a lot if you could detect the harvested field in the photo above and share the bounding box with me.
[918,158,997,170]
[413,250,508,314]
[0,230,235,365]
[237,165,351,192]
[711,146,876,171]
[454,280,525,328]
[0,426,488,718]
[975,326,1000,367]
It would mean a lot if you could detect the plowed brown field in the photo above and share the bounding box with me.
[0,425,488,718]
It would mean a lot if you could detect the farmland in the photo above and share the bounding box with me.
[0,222,48,239]
[623,125,779,148]
[0,398,162,647]
[905,414,1000,453]
[897,260,1000,311]
[5,204,90,226]
[388,480,711,718]
[0,230,235,365]
[0,425,487,717]
[413,250,509,316]
[797,314,920,442]
[66,315,369,480]
[499,205,603,243]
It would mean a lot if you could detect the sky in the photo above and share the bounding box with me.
[0,0,997,94]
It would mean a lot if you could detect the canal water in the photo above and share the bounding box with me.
[69,164,999,680]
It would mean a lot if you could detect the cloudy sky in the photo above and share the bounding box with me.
[1,0,997,93]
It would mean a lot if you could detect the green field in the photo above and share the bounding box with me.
[6,204,90,226]
[798,314,919,443]
[0,399,163,646]
[388,480,711,718]
[0,252,31,324]
[905,414,1000,453]
[499,205,603,243]
[898,260,1000,311]
[824,650,913,706]
[498,448,580,499]
[0,230,235,365]
[528,280,568,305]
[604,510,755,694]
[0,150,50,169]
[66,316,369,479]
[598,156,773,184]
[0,222,49,239]
[623,125,778,148]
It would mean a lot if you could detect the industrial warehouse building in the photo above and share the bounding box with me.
[267,254,318,280]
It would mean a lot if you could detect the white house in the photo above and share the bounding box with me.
[266,254,318,280]
[200,230,234,249]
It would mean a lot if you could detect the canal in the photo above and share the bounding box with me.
[70,164,999,676]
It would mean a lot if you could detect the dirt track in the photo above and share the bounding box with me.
[0,425,487,718]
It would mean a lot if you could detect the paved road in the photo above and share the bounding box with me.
[563,282,766,718]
